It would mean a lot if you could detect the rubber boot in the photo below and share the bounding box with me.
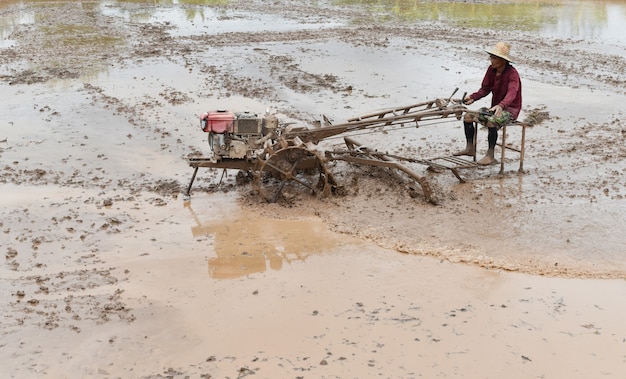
[477,148,496,165]
[453,142,475,157]
[453,122,476,156]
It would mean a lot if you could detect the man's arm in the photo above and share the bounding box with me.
[468,67,494,102]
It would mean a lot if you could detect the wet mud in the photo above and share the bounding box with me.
[1,1,626,378]
[1,0,624,277]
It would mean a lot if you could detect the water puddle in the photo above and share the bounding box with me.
[0,3,33,47]
[0,183,89,207]
[98,0,342,37]
[5,0,623,45]
[185,194,362,279]
[338,0,626,47]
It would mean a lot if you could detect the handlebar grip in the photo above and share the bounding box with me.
[448,88,459,101]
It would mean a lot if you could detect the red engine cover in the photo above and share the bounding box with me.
[201,110,235,133]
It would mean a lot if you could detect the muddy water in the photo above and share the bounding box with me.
[3,3,626,379]
[341,0,626,42]
[1,0,626,278]
[185,196,364,279]
[3,0,626,43]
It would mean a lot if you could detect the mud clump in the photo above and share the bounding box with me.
[521,106,551,126]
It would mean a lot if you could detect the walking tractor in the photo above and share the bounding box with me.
[184,89,528,204]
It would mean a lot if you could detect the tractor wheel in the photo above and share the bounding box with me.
[253,146,331,203]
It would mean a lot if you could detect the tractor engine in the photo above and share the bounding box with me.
[200,110,278,160]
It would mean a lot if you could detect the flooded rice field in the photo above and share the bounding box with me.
[1,0,626,378]
[2,0,625,276]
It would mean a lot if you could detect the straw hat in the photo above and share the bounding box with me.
[485,41,514,63]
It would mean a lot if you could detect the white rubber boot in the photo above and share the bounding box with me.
[477,148,496,165]
[453,143,476,157]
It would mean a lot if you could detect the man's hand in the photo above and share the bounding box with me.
[490,104,503,117]
[463,97,474,105]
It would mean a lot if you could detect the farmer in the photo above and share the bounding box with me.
[454,41,522,165]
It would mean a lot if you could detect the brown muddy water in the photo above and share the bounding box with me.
[186,197,365,279]
[2,1,626,378]
[1,0,626,278]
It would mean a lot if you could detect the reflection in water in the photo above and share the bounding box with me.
[0,6,33,44]
[186,203,353,279]
[0,0,227,6]
[3,1,624,51]
[111,0,227,5]
[1,1,124,80]
[103,0,225,22]
[336,0,626,43]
